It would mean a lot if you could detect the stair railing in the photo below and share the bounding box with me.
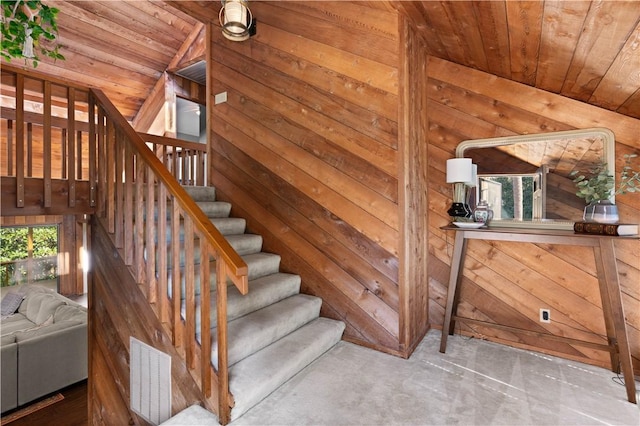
[138,132,207,187]
[1,65,246,422]
[91,88,248,424]
[0,66,95,215]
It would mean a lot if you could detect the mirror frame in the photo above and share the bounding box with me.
[456,127,616,221]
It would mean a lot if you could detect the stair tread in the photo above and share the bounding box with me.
[225,234,263,255]
[168,252,283,299]
[183,186,217,201]
[186,272,301,331]
[210,217,246,235]
[228,317,345,421]
[195,201,231,218]
[212,294,322,368]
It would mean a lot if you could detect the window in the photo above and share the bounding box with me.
[0,225,59,288]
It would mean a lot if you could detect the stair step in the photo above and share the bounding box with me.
[195,201,231,218]
[211,294,322,368]
[164,235,265,269]
[228,317,346,421]
[182,185,217,201]
[168,252,282,298]
[187,272,302,332]
[225,234,263,255]
[210,217,246,235]
[158,217,247,244]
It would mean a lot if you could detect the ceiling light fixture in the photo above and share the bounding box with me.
[219,0,256,42]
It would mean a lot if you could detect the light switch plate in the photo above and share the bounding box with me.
[214,92,227,105]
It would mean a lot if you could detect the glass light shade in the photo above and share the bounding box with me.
[446,158,473,183]
[219,0,252,41]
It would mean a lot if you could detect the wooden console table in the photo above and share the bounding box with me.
[439,225,637,404]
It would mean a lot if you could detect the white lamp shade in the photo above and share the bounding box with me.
[446,158,473,183]
[465,163,478,187]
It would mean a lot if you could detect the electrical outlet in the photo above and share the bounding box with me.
[540,308,551,323]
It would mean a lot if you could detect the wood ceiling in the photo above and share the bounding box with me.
[2,1,639,123]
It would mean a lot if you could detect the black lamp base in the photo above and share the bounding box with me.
[448,202,472,218]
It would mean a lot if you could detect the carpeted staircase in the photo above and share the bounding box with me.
[172,186,345,422]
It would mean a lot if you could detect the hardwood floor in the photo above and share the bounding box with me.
[3,381,87,426]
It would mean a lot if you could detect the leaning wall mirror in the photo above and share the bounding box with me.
[456,128,615,223]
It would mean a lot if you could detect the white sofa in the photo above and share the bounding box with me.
[1,285,87,413]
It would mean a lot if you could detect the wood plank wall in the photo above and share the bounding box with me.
[427,57,640,374]
[89,220,205,424]
[205,0,638,368]
[207,1,422,355]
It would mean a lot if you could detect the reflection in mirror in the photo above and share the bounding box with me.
[457,128,615,221]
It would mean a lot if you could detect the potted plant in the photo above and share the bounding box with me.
[570,153,639,223]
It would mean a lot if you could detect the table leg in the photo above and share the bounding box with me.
[592,245,619,373]
[597,239,636,404]
[440,231,468,353]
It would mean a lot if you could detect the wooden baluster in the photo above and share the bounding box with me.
[197,150,205,186]
[67,87,76,207]
[184,215,196,369]
[184,149,190,185]
[172,146,178,181]
[61,129,67,179]
[135,160,146,284]
[200,241,211,396]
[6,120,13,177]
[162,145,168,176]
[43,82,52,207]
[26,123,33,177]
[217,260,230,424]
[88,94,97,207]
[123,142,134,264]
[115,129,124,249]
[106,120,116,233]
[15,74,25,208]
[157,183,168,323]
[145,166,157,302]
[97,107,106,216]
[171,198,183,349]
[76,130,83,180]
[181,149,188,185]
[189,150,195,185]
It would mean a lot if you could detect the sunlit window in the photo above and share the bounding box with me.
[0,225,59,289]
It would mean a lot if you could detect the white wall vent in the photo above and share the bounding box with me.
[130,337,172,425]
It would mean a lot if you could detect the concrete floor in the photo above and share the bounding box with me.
[230,330,639,426]
[6,283,638,425]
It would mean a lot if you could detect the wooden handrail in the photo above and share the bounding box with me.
[92,89,247,284]
[138,132,208,151]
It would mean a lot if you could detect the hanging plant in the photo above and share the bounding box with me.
[1,0,64,67]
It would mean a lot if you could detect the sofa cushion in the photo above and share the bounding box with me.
[14,320,85,342]
[53,304,87,323]
[18,290,66,325]
[1,292,25,317]
[1,314,36,336]
[1,333,16,345]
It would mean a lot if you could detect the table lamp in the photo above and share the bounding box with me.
[446,158,473,218]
